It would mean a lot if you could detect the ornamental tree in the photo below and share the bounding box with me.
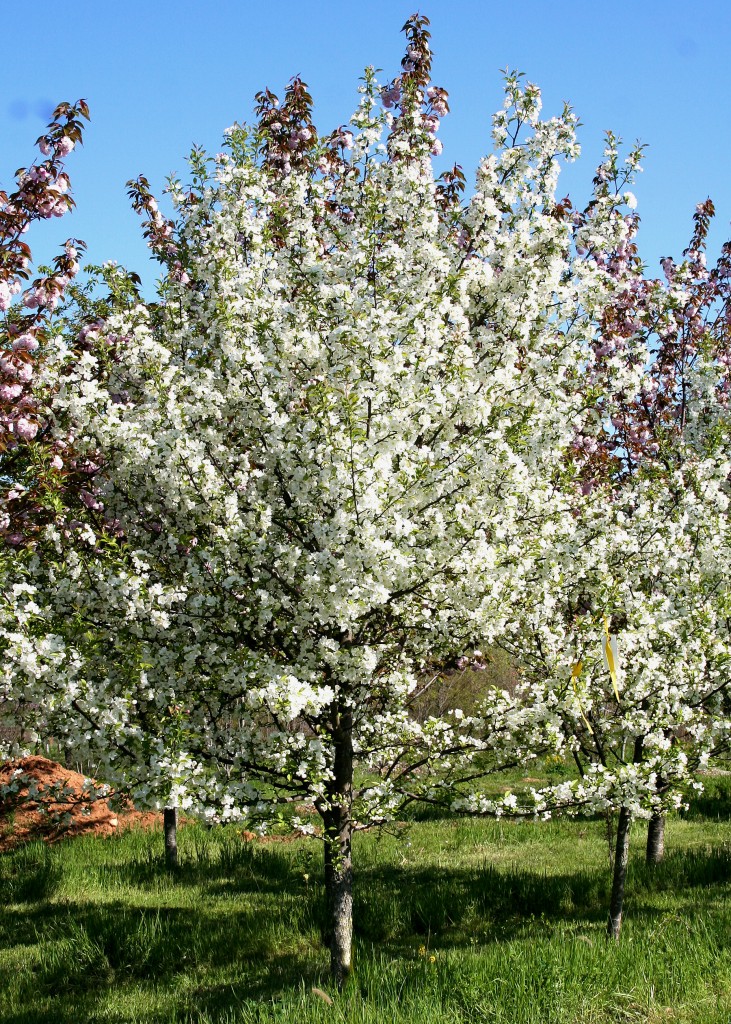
[2,17,648,982]
[578,203,731,936]
[0,102,148,765]
[467,186,731,939]
[577,196,731,878]
[0,100,90,548]
[0,101,99,755]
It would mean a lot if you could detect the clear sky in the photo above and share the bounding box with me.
[2,0,730,291]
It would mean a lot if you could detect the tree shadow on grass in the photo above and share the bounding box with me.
[0,839,62,904]
[1,839,730,1023]
[0,896,326,1024]
[74,827,320,900]
[353,844,731,951]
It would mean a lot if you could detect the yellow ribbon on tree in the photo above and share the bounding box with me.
[571,660,594,734]
[602,616,621,701]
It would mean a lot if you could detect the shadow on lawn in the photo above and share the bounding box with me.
[0,839,61,904]
[1,838,730,1023]
[0,893,325,1021]
[355,843,731,949]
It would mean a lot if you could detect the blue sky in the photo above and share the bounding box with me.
[2,0,730,290]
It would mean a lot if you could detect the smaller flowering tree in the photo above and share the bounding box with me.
[463,183,731,939]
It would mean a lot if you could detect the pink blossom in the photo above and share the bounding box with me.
[55,137,75,157]
[80,489,103,511]
[428,89,449,117]
[0,281,10,311]
[15,417,38,440]
[16,364,34,383]
[50,455,63,470]
[430,140,444,156]
[39,138,51,156]
[11,334,39,353]
[0,383,23,401]
[381,84,401,109]
[79,323,101,344]
[171,262,190,285]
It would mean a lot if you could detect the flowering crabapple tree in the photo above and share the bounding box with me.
[0,104,159,830]
[1,17,649,982]
[580,197,731,867]
[498,469,731,940]
[0,100,101,764]
[570,193,731,938]
[463,182,731,939]
[0,100,90,550]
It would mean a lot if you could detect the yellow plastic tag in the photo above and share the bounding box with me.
[571,660,594,734]
[602,616,621,701]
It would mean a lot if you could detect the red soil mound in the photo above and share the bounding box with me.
[0,756,161,850]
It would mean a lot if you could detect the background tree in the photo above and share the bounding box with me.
[469,181,731,939]
[1,100,90,549]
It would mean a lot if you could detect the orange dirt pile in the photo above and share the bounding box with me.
[0,756,161,850]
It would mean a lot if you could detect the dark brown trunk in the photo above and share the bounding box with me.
[323,809,353,988]
[607,805,632,941]
[321,704,354,988]
[164,806,178,868]
[607,735,645,940]
[646,810,665,865]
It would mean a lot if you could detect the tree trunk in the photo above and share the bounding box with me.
[164,805,178,868]
[646,810,665,865]
[323,808,353,988]
[607,805,632,941]
[321,704,354,988]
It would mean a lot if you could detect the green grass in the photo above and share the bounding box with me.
[1,802,731,1023]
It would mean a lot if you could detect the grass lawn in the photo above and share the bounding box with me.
[1,795,730,1023]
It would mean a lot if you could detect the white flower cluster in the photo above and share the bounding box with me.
[2,68,728,835]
